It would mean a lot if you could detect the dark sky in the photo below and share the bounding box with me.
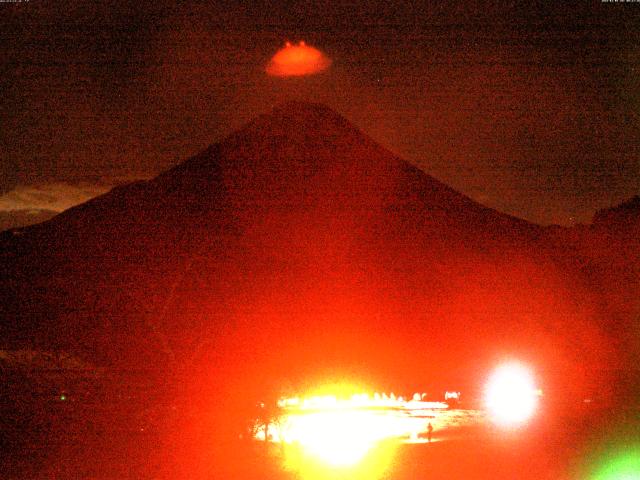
[1,0,639,226]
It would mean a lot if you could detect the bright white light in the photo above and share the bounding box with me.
[485,363,538,426]
[286,410,379,466]
[258,391,449,468]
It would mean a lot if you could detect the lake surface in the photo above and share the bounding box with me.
[2,370,638,479]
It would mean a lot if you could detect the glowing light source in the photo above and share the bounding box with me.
[590,446,640,480]
[286,410,379,466]
[255,386,449,478]
[266,41,331,76]
[485,362,538,426]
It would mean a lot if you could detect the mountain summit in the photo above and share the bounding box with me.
[149,100,535,234]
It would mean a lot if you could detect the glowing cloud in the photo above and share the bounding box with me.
[266,41,331,77]
[0,182,113,213]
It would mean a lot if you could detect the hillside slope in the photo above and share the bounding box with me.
[0,102,634,397]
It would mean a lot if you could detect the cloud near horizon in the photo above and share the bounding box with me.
[0,182,117,214]
[0,182,131,231]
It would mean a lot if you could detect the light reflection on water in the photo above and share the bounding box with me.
[253,396,486,479]
[257,406,486,444]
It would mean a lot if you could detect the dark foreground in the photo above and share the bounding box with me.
[3,412,639,479]
[1,370,639,479]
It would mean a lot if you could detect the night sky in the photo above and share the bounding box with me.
[2,1,639,227]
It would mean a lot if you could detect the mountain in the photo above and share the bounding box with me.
[593,195,640,229]
[0,209,59,232]
[0,102,637,399]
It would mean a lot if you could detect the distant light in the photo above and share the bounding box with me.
[485,363,538,426]
[444,391,460,401]
[60,394,67,401]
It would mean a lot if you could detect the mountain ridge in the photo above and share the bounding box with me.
[0,103,637,396]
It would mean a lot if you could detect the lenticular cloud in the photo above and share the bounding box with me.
[266,41,331,77]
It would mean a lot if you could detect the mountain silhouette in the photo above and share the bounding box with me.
[0,102,637,398]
